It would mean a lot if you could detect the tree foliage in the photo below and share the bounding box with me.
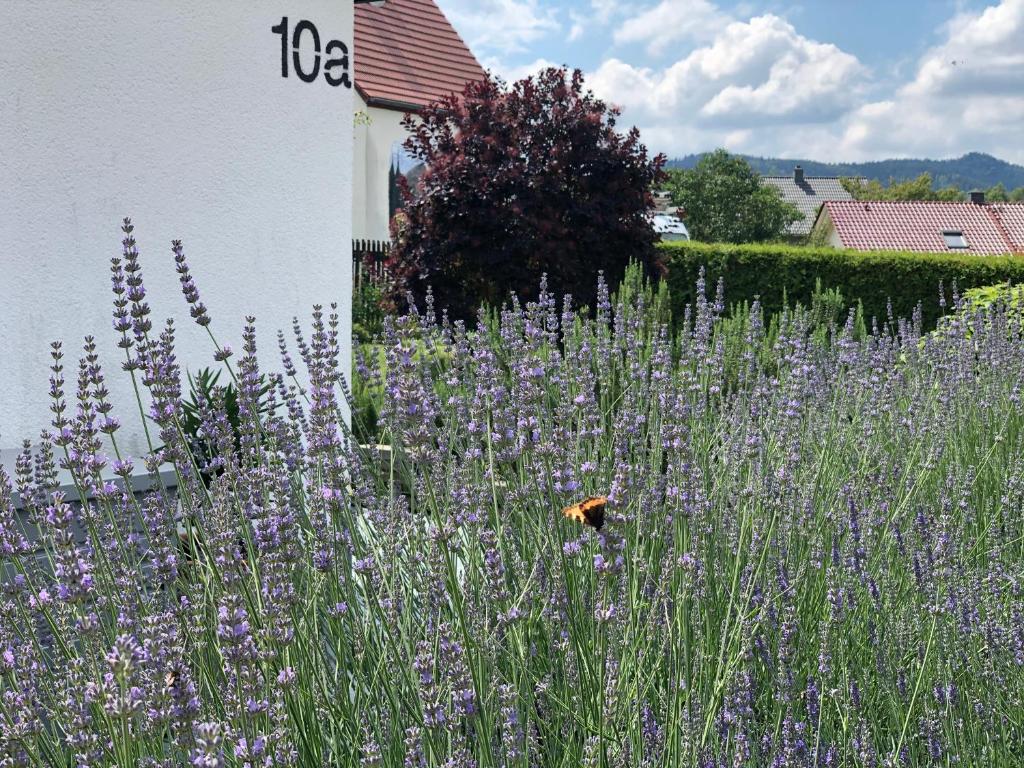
[665,150,802,243]
[984,183,1024,202]
[670,151,1024,191]
[841,173,965,201]
[840,172,1024,202]
[385,68,666,322]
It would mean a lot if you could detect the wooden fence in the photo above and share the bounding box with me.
[352,239,390,281]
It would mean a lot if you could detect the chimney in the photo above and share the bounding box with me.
[794,165,805,184]
[970,190,985,205]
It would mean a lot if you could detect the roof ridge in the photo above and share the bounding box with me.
[984,205,1021,255]
[829,200,976,208]
[762,175,844,179]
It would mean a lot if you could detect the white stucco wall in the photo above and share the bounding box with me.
[353,93,371,242]
[827,225,844,249]
[0,2,353,467]
[809,210,844,248]
[352,93,412,241]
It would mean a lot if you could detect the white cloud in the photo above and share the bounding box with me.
[592,0,622,23]
[565,0,632,45]
[698,18,863,124]
[614,0,731,55]
[436,0,559,55]
[837,0,1024,161]
[441,0,1024,163]
[481,57,560,84]
[591,14,866,148]
[589,0,1024,163]
[568,18,585,42]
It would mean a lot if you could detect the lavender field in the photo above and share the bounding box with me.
[1,229,1023,766]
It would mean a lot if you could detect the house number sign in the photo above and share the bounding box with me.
[271,17,351,87]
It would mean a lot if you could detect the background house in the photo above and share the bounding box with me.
[760,166,854,238]
[353,0,486,241]
[812,195,1024,254]
[761,165,856,239]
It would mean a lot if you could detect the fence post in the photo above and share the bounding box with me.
[352,238,390,278]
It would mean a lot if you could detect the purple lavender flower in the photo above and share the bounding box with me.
[172,239,210,327]
[191,722,226,768]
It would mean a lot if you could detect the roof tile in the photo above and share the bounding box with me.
[821,200,1024,255]
[354,0,486,110]
[760,176,853,235]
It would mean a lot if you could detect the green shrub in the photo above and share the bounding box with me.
[353,264,388,343]
[660,240,1024,330]
[933,281,1024,341]
[962,281,1024,314]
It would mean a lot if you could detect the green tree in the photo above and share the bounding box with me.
[387,158,403,220]
[986,183,1009,202]
[666,150,802,243]
[841,172,965,201]
[1011,187,1024,202]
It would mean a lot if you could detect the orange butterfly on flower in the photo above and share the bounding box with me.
[562,496,607,531]
[164,670,180,694]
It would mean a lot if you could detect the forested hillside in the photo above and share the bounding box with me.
[667,151,1024,191]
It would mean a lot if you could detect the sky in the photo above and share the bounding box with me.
[433,0,1024,163]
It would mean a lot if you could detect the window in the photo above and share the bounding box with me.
[943,230,968,249]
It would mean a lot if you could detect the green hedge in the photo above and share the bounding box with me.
[658,241,1024,329]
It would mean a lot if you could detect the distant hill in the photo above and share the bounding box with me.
[665,152,1024,191]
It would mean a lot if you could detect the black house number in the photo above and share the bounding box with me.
[271,17,351,87]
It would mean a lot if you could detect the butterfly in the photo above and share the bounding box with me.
[164,669,180,694]
[562,496,607,531]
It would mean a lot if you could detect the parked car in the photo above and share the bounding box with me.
[649,211,690,241]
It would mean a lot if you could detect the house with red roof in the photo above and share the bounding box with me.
[811,194,1024,255]
[353,0,486,241]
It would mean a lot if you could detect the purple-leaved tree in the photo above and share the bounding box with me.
[386,67,666,321]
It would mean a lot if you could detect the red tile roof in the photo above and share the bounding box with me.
[820,200,1024,255]
[354,0,486,111]
[994,203,1024,251]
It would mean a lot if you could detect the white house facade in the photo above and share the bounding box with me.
[353,96,411,241]
[0,1,355,471]
[352,0,485,242]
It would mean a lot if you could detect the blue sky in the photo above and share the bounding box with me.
[434,0,1024,163]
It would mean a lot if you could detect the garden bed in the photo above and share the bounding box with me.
[2,261,1023,765]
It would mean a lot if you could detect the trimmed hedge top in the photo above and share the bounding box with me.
[659,240,1024,329]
